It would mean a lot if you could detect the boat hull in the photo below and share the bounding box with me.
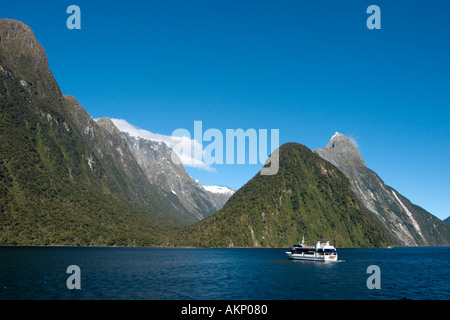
[285,252,338,262]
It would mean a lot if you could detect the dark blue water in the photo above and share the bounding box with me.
[0,246,448,300]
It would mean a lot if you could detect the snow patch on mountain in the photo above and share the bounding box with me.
[203,185,235,196]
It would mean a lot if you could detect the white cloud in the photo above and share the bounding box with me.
[107,118,216,172]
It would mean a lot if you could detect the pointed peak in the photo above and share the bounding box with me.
[313,132,366,168]
[330,132,343,140]
[326,132,357,150]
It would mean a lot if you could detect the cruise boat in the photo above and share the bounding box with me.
[286,237,338,262]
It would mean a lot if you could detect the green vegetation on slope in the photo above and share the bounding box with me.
[0,65,175,246]
[175,143,394,248]
[0,19,180,246]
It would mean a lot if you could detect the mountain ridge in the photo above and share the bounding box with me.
[96,117,234,220]
[0,19,226,245]
[314,132,450,246]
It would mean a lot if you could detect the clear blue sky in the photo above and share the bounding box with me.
[2,1,449,220]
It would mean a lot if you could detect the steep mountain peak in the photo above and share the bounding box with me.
[314,133,450,246]
[327,132,360,154]
[328,132,351,146]
[330,131,344,142]
[0,19,59,98]
[0,19,47,66]
[316,132,366,169]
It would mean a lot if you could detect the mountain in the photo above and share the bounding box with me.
[107,126,234,221]
[202,185,235,196]
[102,118,235,214]
[201,185,235,210]
[0,19,233,246]
[444,217,450,225]
[60,100,205,226]
[0,19,181,245]
[200,184,236,212]
[176,143,393,248]
[2,19,444,249]
[314,132,450,246]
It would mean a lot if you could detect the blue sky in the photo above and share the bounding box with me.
[2,1,449,220]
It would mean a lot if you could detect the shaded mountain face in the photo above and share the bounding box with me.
[0,19,179,245]
[314,133,450,246]
[0,19,231,245]
[177,143,393,248]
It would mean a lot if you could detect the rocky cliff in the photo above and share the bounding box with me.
[314,133,450,246]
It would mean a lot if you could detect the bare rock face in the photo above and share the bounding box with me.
[94,117,235,218]
[111,128,234,220]
[314,133,450,246]
[318,133,365,167]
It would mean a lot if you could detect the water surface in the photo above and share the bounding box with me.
[0,246,448,300]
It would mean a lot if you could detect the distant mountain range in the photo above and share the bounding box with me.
[0,19,448,247]
[96,117,234,222]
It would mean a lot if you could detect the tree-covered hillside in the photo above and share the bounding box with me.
[175,143,394,248]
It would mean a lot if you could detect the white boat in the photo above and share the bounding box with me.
[286,237,338,262]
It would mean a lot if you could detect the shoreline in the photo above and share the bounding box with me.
[1,244,449,249]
